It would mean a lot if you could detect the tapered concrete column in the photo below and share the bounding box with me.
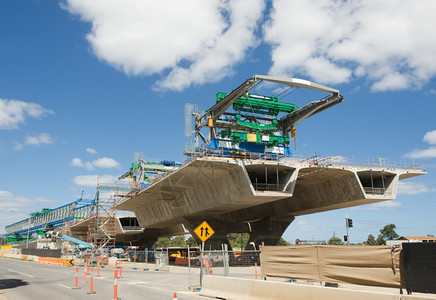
[246,216,294,250]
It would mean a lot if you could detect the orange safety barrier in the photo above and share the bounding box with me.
[37,257,71,266]
[175,257,189,265]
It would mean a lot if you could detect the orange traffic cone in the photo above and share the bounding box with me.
[173,292,178,300]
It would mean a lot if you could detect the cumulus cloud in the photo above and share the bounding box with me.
[423,130,436,145]
[62,0,265,91]
[92,157,120,169]
[13,133,55,151]
[0,98,53,130]
[406,148,436,159]
[86,147,97,154]
[398,181,433,195]
[405,130,436,158]
[73,174,119,187]
[70,158,84,167]
[24,133,54,146]
[264,0,436,91]
[0,190,55,234]
[70,156,120,170]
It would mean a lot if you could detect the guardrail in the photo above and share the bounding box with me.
[363,187,387,195]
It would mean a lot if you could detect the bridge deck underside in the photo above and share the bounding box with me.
[117,157,424,231]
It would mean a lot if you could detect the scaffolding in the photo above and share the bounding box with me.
[87,183,135,252]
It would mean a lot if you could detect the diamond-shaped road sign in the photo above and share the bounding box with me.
[194,221,215,242]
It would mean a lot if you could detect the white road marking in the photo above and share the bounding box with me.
[7,269,34,278]
[58,284,72,289]
[125,281,149,285]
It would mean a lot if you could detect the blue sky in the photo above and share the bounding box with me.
[1,0,435,244]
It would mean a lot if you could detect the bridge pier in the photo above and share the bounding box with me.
[183,216,293,250]
[245,216,294,250]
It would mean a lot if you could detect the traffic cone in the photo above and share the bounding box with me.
[173,292,177,300]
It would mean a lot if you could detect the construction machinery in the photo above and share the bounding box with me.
[184,75,343,157]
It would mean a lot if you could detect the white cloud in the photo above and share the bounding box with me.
[13,133,55,151]
[406,147,436,159]
[62,0,265,91]
[86,147,97,154]
[70,156,120,170]
[405,130,436,158]
[24,133,54,146]
[0,190,55,234]
[0,98,53,130]
[398,181,433,195]
[70,158,84,167]
[353,200,402,211]
[423,130,436,145]
[264,0,436,91]
[92,157,120,169]
[73,174,119,187]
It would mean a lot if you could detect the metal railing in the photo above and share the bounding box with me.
[363,187,387,195]
[183,145,425,171]
[252,182,287,192]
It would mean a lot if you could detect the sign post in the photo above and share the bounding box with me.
[194,221,215,287]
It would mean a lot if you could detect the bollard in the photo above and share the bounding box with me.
[113,269,118,300]
[255,262,258,280]
[173,292,178,300]
[119,260,122,278]
[97,263,101,277]
[73,265,80,289]
[87,267,96,294]
[83,267,87,283]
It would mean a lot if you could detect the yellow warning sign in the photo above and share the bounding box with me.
[194,221,215,242]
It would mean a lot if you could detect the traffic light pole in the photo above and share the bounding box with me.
[345,215,349,244]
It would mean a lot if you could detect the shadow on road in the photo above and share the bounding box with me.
[0,279,29,290]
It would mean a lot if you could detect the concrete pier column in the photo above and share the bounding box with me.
[245,216,294,250]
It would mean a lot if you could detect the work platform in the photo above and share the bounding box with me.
[117,153,425,249]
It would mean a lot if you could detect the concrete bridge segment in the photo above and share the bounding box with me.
[116,156,425,249]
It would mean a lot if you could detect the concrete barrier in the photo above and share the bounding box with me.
[201,276,253,300]
[201,277,436,300]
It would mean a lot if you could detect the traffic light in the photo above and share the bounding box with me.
[344,235,348,242]
[347,218,353,228]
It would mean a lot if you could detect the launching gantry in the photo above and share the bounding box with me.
[117,75,425,249]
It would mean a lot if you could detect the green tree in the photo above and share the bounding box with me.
[277,237,291,246]
[186,236,198,247]
[228,233,250,249]
[376,234,386,245]
[379,224,399,241]
[154,235,187,248]
[366,234,376,245]
[295,239,301,245]
[154,237,172,248]
[171,235,186,247]
[327,236,343,245]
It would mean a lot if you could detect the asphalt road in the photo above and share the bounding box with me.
[0,257,208,300]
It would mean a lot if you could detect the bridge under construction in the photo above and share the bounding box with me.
[4,75,425,251]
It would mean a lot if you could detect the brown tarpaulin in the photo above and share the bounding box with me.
[260,245,402,288]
